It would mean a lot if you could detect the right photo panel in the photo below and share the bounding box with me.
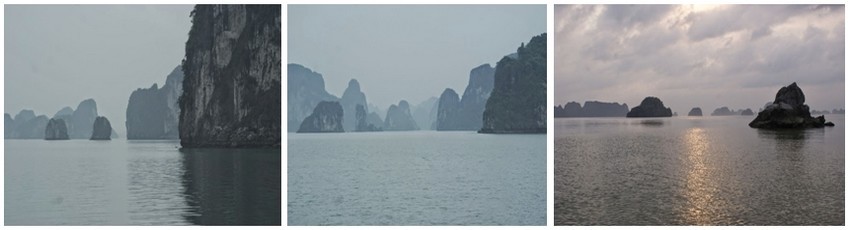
[554,5,844,225]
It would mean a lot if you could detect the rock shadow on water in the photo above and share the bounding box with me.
[632,119,665,127]
[178,148,281,225]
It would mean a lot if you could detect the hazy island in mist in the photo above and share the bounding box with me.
[289,33,548,134]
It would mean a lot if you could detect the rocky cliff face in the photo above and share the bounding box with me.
[180,5,281,147]
[126,66,183,139]
[6,110,48,139]
[687,107,703,116]
[384,100,418,131]
[288,64,337,132]
[480,33,547,133]
[355,104,381,132]
[436,88,460,130]
[4,113,13,137]
[70,99,98,139]
[626,97,673,117]
[91,116,112,140]
[457,64,495,129]
[341,79,368,132]
[297,101,344,133]
[437,64,496,131]
[750,82,831,129]
[45,118,70,140]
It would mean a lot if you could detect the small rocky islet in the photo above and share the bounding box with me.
[749,82,834,129]
[626,97,673,118]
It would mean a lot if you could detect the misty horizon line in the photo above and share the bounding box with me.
[289,61,500,112]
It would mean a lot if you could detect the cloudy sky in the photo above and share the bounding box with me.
[555,5,844,114]
[289,5,546,111]
[5,5,194,135]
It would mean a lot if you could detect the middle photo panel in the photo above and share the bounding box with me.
[287,4,548,226]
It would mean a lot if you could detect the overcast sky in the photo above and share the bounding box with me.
[5,5,193,135]
[555,5,845,114]
[289,5,546,111]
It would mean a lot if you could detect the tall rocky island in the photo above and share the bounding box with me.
[90,116,113,140]
[480,33,546,133]
[298,101,344,133]
[626,97,673,117]
[44,118,69,140]
[287,64,337,132]
[436,64,495,131]
[180,5,281,147]
[687,107,703,116]
[126,66,183,139]
[5,99,116,139]
[384,100,419,131]
[749,82,832,129]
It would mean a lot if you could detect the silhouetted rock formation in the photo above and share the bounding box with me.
[384,100,418,131]
[749,82,830,129]
[687,107,703,116]
[6,110,49,139]
[180,5,281,147]
[5,100,116,139]
[412,97,438,130]
[832,108,845,114]
[480,33,546,133]
[54,107,73,118]
[626,97,673,117]
[711,107,738,116]
[436,88,461,130]
[90,116,112,140]
[44,118,70,140]
[811,110,831,115]
[4,114,12,137]
[298,101,344,133]
[341,79,368,132]
[741,108,754,116]
[70,99,98,139]
[554,102,582,117]
[554,101,628,117]
[435,64,496,131]
[288,64,338,132]
[355,104,381,132]
[126,66,183,139]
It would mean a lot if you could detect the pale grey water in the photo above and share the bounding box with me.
[288,131,546,225]
[5,140,281,225]
[555,115,845,225]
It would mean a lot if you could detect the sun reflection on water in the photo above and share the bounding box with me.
[682,127,716,225]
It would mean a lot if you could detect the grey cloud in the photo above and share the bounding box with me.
[556,5,844,112]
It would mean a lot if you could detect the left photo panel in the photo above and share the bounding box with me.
[4,5,281,225]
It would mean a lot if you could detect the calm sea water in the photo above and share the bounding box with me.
[5,140,281,225]
[555,115,844,225]
[288,131,546,225]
